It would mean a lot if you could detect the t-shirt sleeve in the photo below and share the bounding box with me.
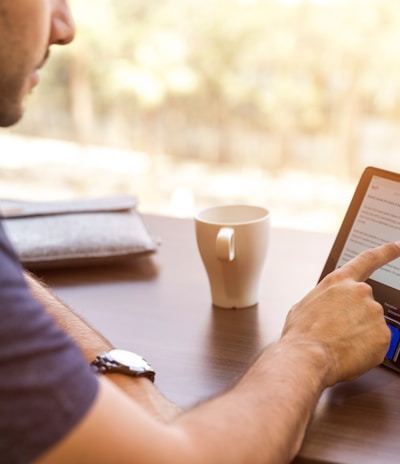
[0,222,99,463]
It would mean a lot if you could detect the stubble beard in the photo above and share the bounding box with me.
[0,74,26,127]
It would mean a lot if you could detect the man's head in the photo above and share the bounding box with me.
[0,0,75,127]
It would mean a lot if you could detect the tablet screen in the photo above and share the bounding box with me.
[319,166,400,372]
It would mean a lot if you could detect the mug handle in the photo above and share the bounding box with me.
[216,227,235,261]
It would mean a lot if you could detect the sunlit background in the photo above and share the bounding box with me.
[2,0,400,232]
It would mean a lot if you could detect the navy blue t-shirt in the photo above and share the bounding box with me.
[0,221,99,463]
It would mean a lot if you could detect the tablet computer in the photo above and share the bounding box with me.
[319,166,400,373]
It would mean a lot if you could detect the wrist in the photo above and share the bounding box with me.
[276,336,333,390]
[105,374,182,421]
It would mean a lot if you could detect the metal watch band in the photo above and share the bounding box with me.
[90,350,155,382]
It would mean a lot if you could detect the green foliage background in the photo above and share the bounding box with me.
[14,0,400,179]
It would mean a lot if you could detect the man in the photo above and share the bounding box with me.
[0,1,399,463]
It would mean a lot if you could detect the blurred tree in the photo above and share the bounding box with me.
[13,0,400,179]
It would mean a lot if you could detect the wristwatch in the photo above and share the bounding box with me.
[90,349,155,382]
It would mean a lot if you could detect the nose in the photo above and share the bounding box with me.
[50,0,76,45]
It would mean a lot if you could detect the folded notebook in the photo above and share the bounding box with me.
[0,196,158,270]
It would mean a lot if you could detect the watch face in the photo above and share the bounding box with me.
[109,349,149,368]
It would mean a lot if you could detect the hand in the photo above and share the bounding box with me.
[281,242,400,387]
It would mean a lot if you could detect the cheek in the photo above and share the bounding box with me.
[13,0,52,63]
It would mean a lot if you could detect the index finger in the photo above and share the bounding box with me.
[340,242,400,282]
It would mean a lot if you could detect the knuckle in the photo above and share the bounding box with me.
[358,248,380,268]
[360,248,377,260]
[323,268,345,285]
[355,281,373,297]
[383,323,392,343]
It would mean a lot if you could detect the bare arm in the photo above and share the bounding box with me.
[36,243,399,464]
[25,273,181,422]
[38,342,327,464]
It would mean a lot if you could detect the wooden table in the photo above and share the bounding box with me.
[39,214,400,464]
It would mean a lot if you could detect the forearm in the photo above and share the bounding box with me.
[25,272,112,359]
[37,337,330,464]
[25,272,326,459]
[175,339,329,464]
[24,272,181,421]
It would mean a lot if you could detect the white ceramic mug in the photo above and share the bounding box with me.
[195,204,270,309]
